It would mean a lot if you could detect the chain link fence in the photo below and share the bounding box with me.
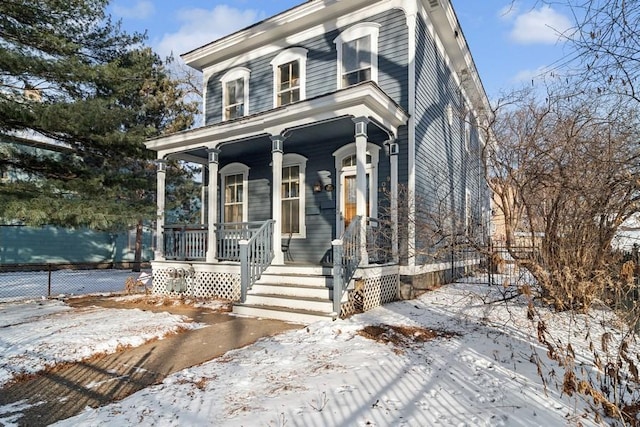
[0,263,152,302]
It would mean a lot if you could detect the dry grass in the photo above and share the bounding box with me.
[358,324,459,354]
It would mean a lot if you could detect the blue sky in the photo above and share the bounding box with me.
[109,0,575,99]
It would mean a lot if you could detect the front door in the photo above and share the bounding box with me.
[340,172,369,230]
[333,143,380,238]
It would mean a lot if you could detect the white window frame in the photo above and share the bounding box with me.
[220,67,250,121]
[334,23,380,89]
[282,153,307,238]
[333,143,380,234]
[219,162,249,223]
[270,48,308,108]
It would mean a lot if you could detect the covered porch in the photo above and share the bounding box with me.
[145,83,408,319]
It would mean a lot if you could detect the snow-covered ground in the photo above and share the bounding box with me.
[2,272,636,426]
[0,298,204,388]
[0,268,141,302]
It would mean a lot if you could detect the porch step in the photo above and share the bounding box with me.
[244,293,333,312]
[256,273,333,288]
[232,265,336,324]
[232,303,336,324]
[262,265,333,276]
[250,282,333,299]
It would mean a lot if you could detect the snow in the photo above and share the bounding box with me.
[2,273,637,426]
[0,268,141,302]
[0,299,204,389]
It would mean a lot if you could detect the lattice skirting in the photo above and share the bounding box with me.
[152,268,240,301]
[341,272,399,318]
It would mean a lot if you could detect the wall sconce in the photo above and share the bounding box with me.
[313,181,323,193]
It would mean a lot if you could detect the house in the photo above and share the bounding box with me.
[0,132,154,267]
[145,0,491,323]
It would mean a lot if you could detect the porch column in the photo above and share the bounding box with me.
[206,148,220,263]
[353,117,370,266]
[271,135,285,265]
[155,158,167,261]
[389,140,400,263]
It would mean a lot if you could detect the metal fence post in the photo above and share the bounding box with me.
[48,263,52,297]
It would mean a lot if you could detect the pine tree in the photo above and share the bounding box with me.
[0,0,198,232]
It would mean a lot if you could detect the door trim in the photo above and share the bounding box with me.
[333,142,380,236]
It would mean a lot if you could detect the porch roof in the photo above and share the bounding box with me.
[145,82,409,163]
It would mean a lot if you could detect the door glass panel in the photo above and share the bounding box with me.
[343,173,370,228]
[344,175,357,228]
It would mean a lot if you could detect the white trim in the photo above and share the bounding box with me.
[185,0,488,119]
[282,153,308,238]
[147,83,408,157]
[334,22,380,89]
[220,67,250,120]
[219,162,249,222]
[333,143,380,235]
[406,9,417,267]
[270,48,308,107]
[185,0,394,72]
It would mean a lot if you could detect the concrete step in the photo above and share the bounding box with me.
[263,265,333,276]
[256,273,333,287]
[243,293,333,312]
[232,303,336,324]
[250,282,333,299]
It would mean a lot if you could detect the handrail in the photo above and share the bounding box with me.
[239,220,275,302]
[216,221,266,262]
[332,216,362,315]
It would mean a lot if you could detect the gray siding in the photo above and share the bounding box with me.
[413,14,486,262]
[205,6,411,264]
[205,8,409,126]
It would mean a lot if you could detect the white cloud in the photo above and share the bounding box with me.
[509,6,572,44]
[112,0,154,20]
[153,5,266,60]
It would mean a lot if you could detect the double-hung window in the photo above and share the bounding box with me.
[270,48,307,108]
[281,154,307,237]
[224,174,244,223]
[220,68,250,121]
[220,163,249,223]
[282,165,300,234]
[277,61,300,106]
[334,23,380,89]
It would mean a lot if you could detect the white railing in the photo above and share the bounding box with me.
[215,221,268,262]
[240,220,275,302]
[163,224,207,261]
[332,216,362,315]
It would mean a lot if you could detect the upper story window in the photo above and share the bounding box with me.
[334,23,380,89]
[270,48,308,107]
[220,67,250,121]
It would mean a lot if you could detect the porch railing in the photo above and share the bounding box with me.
[164,224,207,261]
[216,221,268,262]
[240,220,275,302]
[332,215,362,315]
